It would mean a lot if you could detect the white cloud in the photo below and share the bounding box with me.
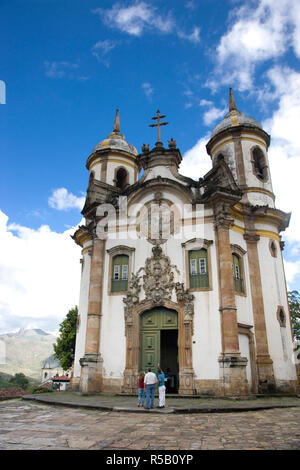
[93,2,200,44]
[177,26,200,44]
[209,0,300,91]
[263,66,300,253]
[179,135,212,180]
[199,99,213,107]
[0,80,6,104]
[185,0,197,10]
[93,2,174,37]
[141,82,154,99]
[0,210,82,334]
[91,39,117,66]
[203,106,226,126]
[44,61,80,79]
[48,188,85,211]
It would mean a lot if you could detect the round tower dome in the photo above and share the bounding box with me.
[92,109,137,156]
[211,110,263,140]
[86,109,139,186]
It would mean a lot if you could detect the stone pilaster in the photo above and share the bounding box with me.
[79,238,105,394]
[214,199,248,395]
[243,229,275,393]
[232,129,247,189]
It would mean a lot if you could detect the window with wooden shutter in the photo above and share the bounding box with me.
[189,249,209,288]
[232,253,243,293]
[111,254,129,292]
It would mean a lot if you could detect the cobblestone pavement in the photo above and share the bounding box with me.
[0,399,299,450]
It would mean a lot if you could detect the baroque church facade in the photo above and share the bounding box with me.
[71,90,298,396]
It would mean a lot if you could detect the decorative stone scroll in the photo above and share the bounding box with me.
[123,244,194,327]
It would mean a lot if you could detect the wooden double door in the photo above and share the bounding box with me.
[140,307,179,392]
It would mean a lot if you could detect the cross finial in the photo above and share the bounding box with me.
[149,110,168,146]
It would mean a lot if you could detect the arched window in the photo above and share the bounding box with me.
[232,253,243,293]
[111,254,129,292]
[115,167,128,189]
[269,240,277,258]
[277,306,286,327]
[189,249,209,288]
[252,147,267,181]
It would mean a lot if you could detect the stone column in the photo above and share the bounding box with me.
[79,237,105,394]
[214,201,248,395]
[243,230,275,393]
[178,299,195,395]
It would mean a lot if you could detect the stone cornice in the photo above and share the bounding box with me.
[242,204,291,232]
[106,245,135,256]
[86,148,138,171]
[72,225,93,247]
[181,238,213,248]
[138,146,182,171]
[206,125,270,156]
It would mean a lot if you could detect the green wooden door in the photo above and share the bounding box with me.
[140,308,178,373]
[140,331,160,371]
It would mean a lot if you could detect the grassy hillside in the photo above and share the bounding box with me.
[0,329,57,380]
[0,371,38,390]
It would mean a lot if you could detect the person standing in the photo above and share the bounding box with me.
[144,367,157,409]
[137,371,145,407]
[157,367,166,409]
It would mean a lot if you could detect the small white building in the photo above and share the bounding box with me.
[41,355,64,384]
[51,375,70,391]
[71,91,298,396]
[41,355,70,388]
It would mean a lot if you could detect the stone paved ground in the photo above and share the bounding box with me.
[22,391,300,413]
[0,399,299,450]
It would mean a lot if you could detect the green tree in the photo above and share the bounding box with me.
[53,306,78,371]
[288,290,300,359]
[9,373,29,389]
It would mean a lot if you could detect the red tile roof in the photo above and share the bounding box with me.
[51,375,70,381]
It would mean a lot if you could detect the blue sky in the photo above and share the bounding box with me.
[1,0,300,334]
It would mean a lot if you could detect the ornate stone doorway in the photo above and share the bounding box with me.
[140,307,179,392]
[122,244,195,395]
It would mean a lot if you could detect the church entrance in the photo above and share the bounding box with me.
[140,307,179,393]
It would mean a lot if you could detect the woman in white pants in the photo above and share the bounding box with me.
[157,367,166,408]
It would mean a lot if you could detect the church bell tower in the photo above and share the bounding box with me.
[86,109,139,189]
[206,89,275,208]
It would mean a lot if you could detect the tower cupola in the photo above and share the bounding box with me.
[206,89,275,208]
[86,109,139,187]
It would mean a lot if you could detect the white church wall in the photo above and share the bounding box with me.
[192,291,222,380]
[100,294,127,378]
[257,236,296,381]
[238,333,252,387]
[142,165,179,182]
[89,161,101,180]
[246,192,275,208]
[73,247,91,378]
[184,223,221,380]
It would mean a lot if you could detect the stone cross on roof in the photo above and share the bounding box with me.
[149,110,168,146]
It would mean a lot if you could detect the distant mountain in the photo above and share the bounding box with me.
[0,328,58,380]
[3,328,51,338]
